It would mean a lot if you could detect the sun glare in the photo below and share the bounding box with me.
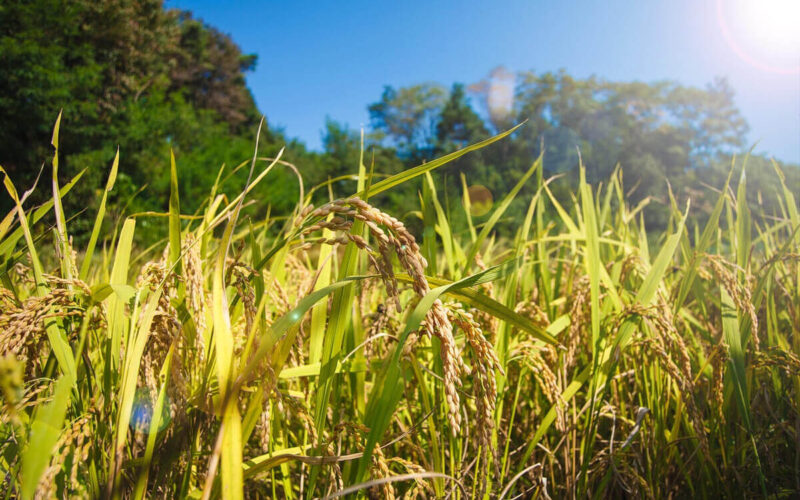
[717,0,800,74]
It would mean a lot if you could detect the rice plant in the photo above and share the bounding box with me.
[1,117,798,498]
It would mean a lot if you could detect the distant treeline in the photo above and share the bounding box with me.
[2,0,798,241]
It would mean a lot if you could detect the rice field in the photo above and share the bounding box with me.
[1,119,799,498]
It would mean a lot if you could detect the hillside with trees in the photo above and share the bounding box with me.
[1,0,797,240]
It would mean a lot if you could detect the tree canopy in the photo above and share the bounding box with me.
[0,0,274,223]
[368,67,794,229]
[1,2,796,241]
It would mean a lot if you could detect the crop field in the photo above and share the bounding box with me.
[1,120,799,499]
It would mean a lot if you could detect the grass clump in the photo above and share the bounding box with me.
[0,119,798,498]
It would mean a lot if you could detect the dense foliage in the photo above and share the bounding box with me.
[2,1,798,242]
[366,69,799,231]
[0,123,798,498]
[0,0,313,227]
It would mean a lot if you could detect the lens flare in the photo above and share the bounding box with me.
[130,387,171,433]
[717,0,800,75]
[465,185,493,217]
[487,66,515,125]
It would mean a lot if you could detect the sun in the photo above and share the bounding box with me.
[717,0,800,74]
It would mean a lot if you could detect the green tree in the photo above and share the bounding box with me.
[511,70,749,180]
[373,70,764,231]
[507,70,753,227]
[319,119,410,210]
[435,83,502,188]
[368,83,446,161]
[436,83,488,151]
[169,13,260,131]
[0,0,266,225]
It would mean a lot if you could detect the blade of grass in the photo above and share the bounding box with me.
[1,167,76,380]
[0,169,85,260]
[80,148,119,280]
[106,218,136,379]
[108,287,162,498]
[355,258,528,483]
[49,111,76,280]
[209,118,268,500]
[20,374,73,500]
[464,154,540,269]
[356,122,525,199]
[168,149,182,269]
[132,344,175,499]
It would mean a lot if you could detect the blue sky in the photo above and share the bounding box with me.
[168,0,800,163]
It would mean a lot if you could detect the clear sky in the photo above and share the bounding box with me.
[167,0,800,163]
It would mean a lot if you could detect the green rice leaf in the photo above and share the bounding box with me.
[80,148,119,280]
[355,122,525,198]
[20,374,74,500]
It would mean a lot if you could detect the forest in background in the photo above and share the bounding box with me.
[2,0,798,241]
